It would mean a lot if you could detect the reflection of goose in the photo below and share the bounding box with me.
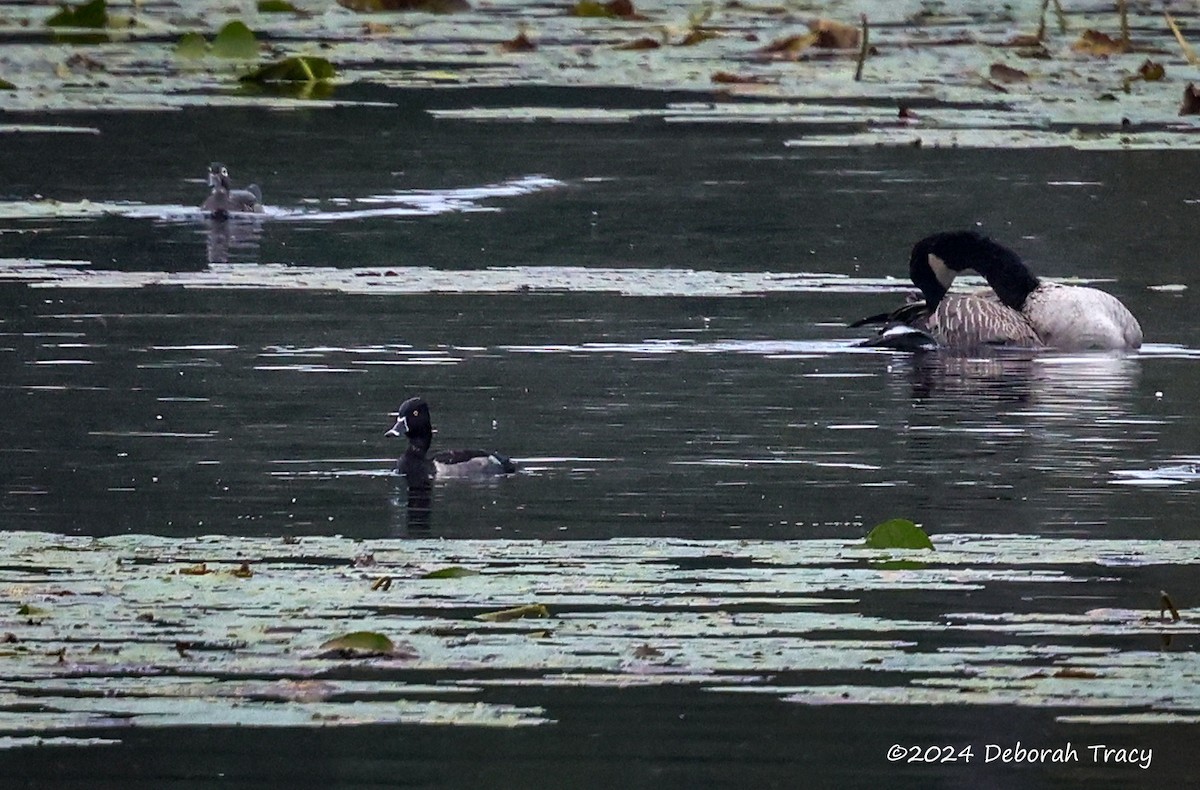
[202,162,263,219]
[912,231,1143,351]
[384,397,518,484]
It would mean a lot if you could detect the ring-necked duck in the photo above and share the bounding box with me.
[202,162,263,219]
[385,396,518,483]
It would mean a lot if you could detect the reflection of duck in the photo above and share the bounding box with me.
[912,231,1143,351]
[854,236,1042,351]
[202,162,263,219]
[385,397,518,484]
[204,219,264,264]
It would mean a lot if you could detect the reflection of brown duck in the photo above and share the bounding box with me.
[913,231,1143,351]
[202,162,263,219]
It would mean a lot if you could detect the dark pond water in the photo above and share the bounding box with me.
[3,86,1199,787]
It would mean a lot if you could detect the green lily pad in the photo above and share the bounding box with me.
[211,21,259,60]
[174,32,208,60]
[258,0,300,11]
[421,566,480,579]
[475,604,550,622]
[240,56,335,83]
[318,630,395,655]
[863,518,934,550]
[0,79,15,91]
[46,0,107,28]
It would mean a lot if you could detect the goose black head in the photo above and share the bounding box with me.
[908,232,976,309]
[912,231,1040,310]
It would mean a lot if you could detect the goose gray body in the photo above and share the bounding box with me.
[915,231,1142,351]
[1019,281,1142,350]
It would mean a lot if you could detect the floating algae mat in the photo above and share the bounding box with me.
[3,0,1200,147]
[2,531,1199,748]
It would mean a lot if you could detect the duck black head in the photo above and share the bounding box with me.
[385,396,433,451]
[207,162,231,192]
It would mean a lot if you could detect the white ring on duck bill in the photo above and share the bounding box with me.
[385,415,407,437]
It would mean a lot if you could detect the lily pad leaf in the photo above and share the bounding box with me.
[864,518,934,550]
[211,21,259,60]
[0,78,15,91]
[319,630,395,655]
[258,0,300,11]
[421,566,480,579]
[47,0,107,28]
[175,32,208,60]
[240,56,336,83]
[476,604,550,622]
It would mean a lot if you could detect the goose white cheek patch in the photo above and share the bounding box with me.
[928,253,958,291]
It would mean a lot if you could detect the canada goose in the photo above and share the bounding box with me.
[202,163,264,219]
[852,236,1042,351]
[914,231,1143,351]
[385,397,518,484]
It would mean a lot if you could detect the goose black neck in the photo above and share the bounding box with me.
[956,238,1041,310]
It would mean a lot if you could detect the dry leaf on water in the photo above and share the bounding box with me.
[712,70,773,84]
[1180,83,1200,115]
[1071,29,1126,56]
[338,0,469,10]
[757,31,818,58]
[501,30,536,52]
[989,63,1029,84]
[679,29,720,46]
[1137,59,1164,81]
[571,0,647,20]
[809,18,860,49]
[613,37,660,50]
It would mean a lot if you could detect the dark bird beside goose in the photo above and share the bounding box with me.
[385,397,518,484]
[912,231,1143,351]
[853,291,1043,351]
[202,162,264,219]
